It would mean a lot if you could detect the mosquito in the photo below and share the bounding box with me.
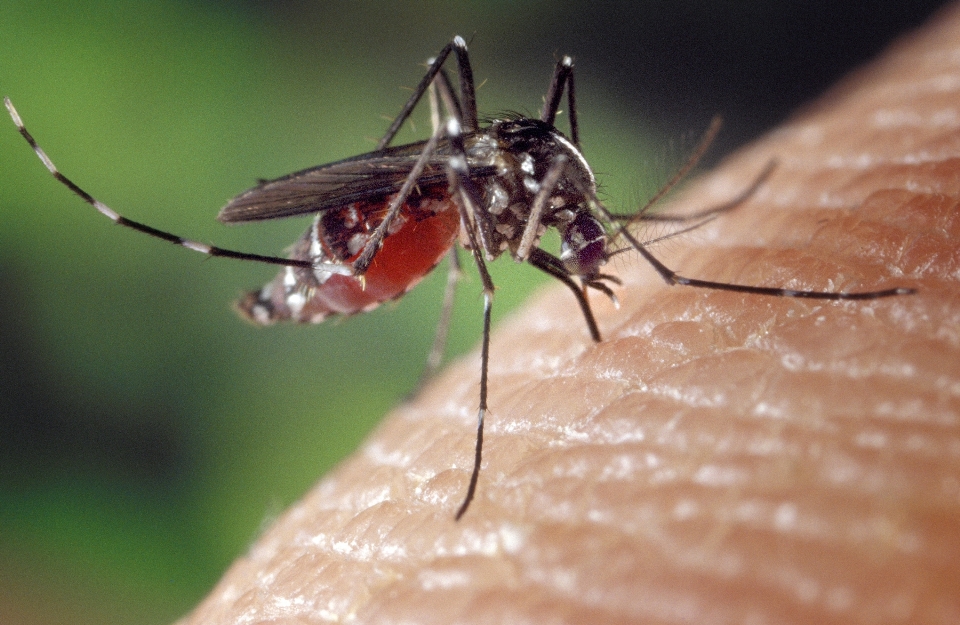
[5,36,914,520]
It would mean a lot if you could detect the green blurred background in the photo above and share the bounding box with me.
[0,2,948,623]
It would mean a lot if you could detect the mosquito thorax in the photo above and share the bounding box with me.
[478,118,598,258]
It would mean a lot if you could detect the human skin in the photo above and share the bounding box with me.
[179,6,960,625]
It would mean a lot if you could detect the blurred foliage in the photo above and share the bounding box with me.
[0,1,948,624]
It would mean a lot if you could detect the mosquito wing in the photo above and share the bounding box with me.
[217,137,497,223]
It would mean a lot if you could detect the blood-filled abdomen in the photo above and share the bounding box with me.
[237,186,460,325]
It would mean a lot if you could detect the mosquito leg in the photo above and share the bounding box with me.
[550,144,913,301]
[352,119,447,275]
[455,282,491,522]
[445,117,496,258]
[377,36,475,150]
[528,248,603,342]
[442,116,500,520]
[450,203,494,522]
[377,39,457,149]
[451,38,478,132]
[540,55,580,148]
[355,40,477,275]
[565,60,580,148]
[403,82,467,394]
[515,155,568,261]
[5,97,311,270]
[540,57,571,126]
[596,197,916,299]
[427,66,462,132]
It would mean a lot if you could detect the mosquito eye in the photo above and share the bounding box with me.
[561,212,608,277]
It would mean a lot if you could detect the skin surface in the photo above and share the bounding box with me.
[179,6,960,625]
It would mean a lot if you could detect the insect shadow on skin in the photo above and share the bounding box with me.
[4,35,915,520]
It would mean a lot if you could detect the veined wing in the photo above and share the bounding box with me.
[218,136,497,223]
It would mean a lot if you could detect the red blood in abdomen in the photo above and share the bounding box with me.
[311,199,460,315]
[237,191,461,325]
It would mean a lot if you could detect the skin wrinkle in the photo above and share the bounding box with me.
[180,6,960,625]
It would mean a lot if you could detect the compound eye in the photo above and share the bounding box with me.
[560,212,608,278]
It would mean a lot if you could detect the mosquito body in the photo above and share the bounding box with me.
[226,116,599,328]
[5,36,914,520]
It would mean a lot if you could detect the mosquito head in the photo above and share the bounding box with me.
[560,210,609,280]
